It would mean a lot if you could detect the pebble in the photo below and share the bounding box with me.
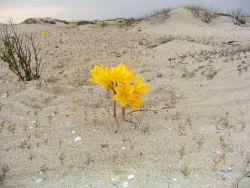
[173,178,177,181]
[74,136,81,142]
[111,175,120,182]
[123,181,129,188]
[35,179,42,183]
[222,165,233,172]
[122,147,125,150]
[72,131,76,134]
[1,93,8,98]
[128,175,135,180]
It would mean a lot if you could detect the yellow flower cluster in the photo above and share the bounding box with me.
[41,31,49,37]
[89,63,148,111]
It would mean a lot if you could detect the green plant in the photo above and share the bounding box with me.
[181,163,191,176]
[179,145,186,159]
[0,20,42,81]
[141,122,150,134]
[182,69,196,79]
[45,76,58,84]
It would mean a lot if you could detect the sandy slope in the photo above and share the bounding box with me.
[0,8,250,188]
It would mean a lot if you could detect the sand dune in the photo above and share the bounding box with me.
[0,7,250,188]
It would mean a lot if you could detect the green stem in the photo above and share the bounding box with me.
[122,107,125,118]
[113,90,116,118]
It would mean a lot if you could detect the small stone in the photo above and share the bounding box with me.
[74,136,81,142]
[111,175,120,182]
[72,131,76,134]
[173,178,177,181]
[128,175,135,180]
[35,179,42,183]
[123,181,129,188]
[221,175,226,180]
[122,147,125,150]
[1,93,8,98]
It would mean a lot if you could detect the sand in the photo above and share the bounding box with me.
[0,8,250,188]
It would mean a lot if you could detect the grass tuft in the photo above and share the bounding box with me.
[185,4,216,23]
[142,8,171,24]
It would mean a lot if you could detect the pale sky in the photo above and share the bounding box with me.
[0,0,250,23]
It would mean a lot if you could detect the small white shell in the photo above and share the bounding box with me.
[128,175,135,180]
[35,179,42,183]
[74,136,81,142]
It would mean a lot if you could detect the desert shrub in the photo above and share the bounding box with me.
[123,18,139,27]
[23,18,70,25]
[230,8,246,25]
[41,19,56,24]
[0,20,42,81]
[143,8,171,24]
[95,21,108,29]
[185,4,216,23]
[75,20,94,25]
[23,18,40,24]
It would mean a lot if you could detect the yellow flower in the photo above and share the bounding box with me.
[133,76,149,96]
[113,83,142,110]
[89,64,113,90]
[89,63,148,111]
[89,63,135,90]
[41,31,49,37]
[110,63,135,85]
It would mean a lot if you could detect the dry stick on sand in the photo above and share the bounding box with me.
[126,105,170,116]
[122,106,170,131]
[113,107,167,133]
